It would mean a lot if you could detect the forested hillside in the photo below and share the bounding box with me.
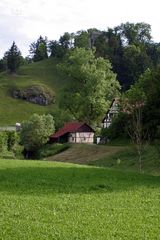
[0,21,159,146]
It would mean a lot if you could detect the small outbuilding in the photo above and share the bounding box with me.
[50,122,94,144]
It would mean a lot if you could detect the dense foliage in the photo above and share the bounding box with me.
[0,131,22,158]
[0,21,159,144]
[46,22,160,90]
[135,68,160,140]
[59,48,120,125]
[4,42,22,73]
[51,108,74,131]
[105,66,160,144]
[20,114,55,153]
[29,36,48,62]
[1,21,160,90]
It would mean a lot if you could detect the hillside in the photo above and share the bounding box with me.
[46,144,160,176]
[0,58,65,125]
[46,144,126,164]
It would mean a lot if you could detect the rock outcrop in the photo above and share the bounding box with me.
[12,85,55,106]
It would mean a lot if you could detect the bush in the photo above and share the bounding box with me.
[12,144,24,159]
[6,131,20,151]
[0,132,8,153]
[36,143,71,159]
[0,131,23,159]
[0,150,15,159]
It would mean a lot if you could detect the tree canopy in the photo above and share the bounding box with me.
[20,114,55,152]
[24,21,160,90]
[29,36,48,62]
[59,48,120,125]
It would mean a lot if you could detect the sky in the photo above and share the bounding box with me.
[0,0,160,57]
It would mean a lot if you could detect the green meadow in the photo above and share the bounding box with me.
[0,159,160,240]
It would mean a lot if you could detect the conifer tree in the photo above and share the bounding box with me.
[4,41,22,73]
[29,36,48,62]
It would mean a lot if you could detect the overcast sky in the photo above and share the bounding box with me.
[0,0,160,57]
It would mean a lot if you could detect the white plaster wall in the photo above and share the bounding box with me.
[68,132,94,143]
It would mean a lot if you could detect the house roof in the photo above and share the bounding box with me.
[50,122,94,139]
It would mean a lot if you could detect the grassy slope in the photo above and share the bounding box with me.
[46,144,126,164]
[90,145,160,175]
[0,58,65,125]
[46,144,160,175]
[0,159,160,239]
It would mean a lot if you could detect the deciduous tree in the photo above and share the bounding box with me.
[122,84,146,172]
[59,48,120,125]
[20,114,54,153]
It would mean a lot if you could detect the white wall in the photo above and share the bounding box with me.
[68,132,94,143]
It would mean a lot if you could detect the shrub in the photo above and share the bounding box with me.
[37,143,71,159]
[12,144,24,159]
[0,131,23,159]
[0,132,8,153]
[6,131,20,151]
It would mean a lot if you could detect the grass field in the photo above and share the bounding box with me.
[0,159,160,239]
[0,58,65,125]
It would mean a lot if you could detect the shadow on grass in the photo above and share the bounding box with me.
[0,165,160,195]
